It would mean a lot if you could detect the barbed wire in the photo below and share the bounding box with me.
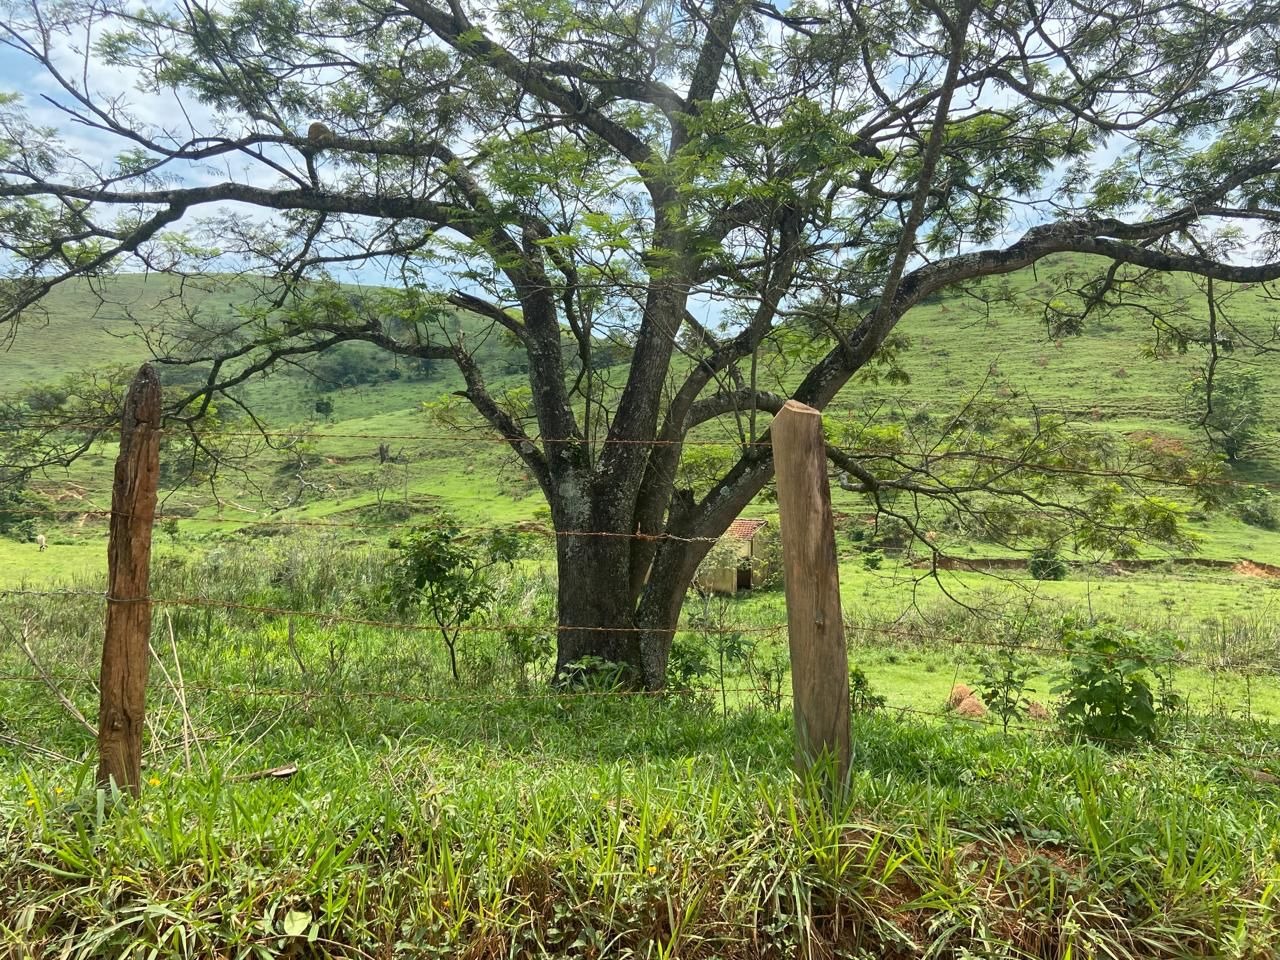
[0,507,733,541]
[0,671,773,705]
[2,586,1276,672]
[3,669,1274,766]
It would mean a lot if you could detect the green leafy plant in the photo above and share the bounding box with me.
[1052,619,1180,744]
[681,593,750,715]
[848,666,886,714]
[388,514,526,682]
[975,638,1036,735]
[556,655,628,692]
[1233,487,1278,531]
[1029,547,1067,581]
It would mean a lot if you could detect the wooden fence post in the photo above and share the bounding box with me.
[97,363,162,796]
[771,400,851,789]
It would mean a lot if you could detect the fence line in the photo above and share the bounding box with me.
[0,672,769,705]
[3,671,1275,766]
[2,586,1276,672]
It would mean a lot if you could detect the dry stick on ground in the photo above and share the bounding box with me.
[4,616,97,737]
[0,732,74,763]
[227,764,300,782]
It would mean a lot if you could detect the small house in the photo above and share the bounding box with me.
[697,518,774,596]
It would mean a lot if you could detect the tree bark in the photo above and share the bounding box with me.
[553,529,647,684]
[97,363,162,797]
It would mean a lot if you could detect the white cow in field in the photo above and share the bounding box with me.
[35,534,46,551]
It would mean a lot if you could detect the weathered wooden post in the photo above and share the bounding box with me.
[771,400,851,789]
[97,363,162,796]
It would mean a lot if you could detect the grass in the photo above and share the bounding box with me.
[4,691,1280,958]
[2,539,1279,956]
[5,260,1280,956]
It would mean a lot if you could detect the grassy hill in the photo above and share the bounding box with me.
[5,264,1280,959]
[3,256,1280,587]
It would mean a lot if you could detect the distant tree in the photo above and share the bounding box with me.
[1184,368,1264,463]
[1,0,1278,686]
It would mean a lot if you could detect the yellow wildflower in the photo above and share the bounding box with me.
[646,865,657,876]
[148,777,160,787]
[54,787,63,795]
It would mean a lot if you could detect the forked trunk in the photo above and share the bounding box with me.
[551,525,713,690]
[553,531,647,686]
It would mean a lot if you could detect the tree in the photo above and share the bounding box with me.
[1184,367,1264,463]
[388,514,525,682]
[0,0,1278,687]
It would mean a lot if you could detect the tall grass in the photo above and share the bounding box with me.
[3,703,1278,958]
[3,538,1280,957]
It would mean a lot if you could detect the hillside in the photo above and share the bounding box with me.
[3,255,1279,583]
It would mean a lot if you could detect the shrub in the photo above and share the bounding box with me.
[388,514,526,682]
[1235,489,1278,531]
[849,666,886,714]
[1052,619,1180,744]
[974,640,1035,734]
[1029,547,1067,581]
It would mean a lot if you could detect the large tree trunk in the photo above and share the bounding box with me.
[547,450,769,690]
[550,485,709,690]
[553,529,648,685]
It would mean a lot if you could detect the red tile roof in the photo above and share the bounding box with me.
[725,518,769,541]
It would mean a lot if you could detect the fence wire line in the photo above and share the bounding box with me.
[0,672,770,705]
[2,672,1274,767]
[1,506,730,542]
[2,586,1277,672]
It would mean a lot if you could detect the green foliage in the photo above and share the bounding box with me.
[848,666,886,714]
[681,592,750,715]
[388,513,526,682]
[975,636,1036,735]
[833,393,1210,566]
[1183,368,1264,462]
[1232,486,1278,530]
[1028,547,1067,581]
[1053,619,1181,745]
[0,481,46,541]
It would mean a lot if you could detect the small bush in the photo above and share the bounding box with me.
[1029,547,1067,581]
[849,666,886,714]
[975,639,1035,734]
[1235,489,1279,531]
[1053,619,1180,744]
